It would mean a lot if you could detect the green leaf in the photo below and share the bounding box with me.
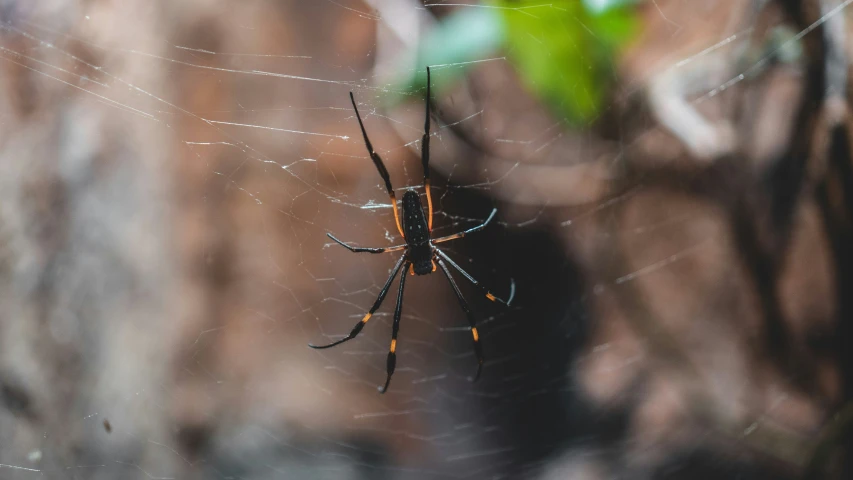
[387,8,505,104]
[388,2,637,125]
[492,0,637,124]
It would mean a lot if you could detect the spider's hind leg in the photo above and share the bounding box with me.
[380,261,411,393]
[434,247,514,306]
[435,258,484,381]
[308,255,406,349]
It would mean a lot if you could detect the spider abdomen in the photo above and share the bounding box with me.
[401,190,433,275]
[401,190,429,243]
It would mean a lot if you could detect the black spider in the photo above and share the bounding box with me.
[309,67,514,393]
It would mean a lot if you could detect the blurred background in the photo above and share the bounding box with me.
[0,0,850,478]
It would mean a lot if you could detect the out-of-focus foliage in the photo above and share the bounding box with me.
[404,2,637,124]
[405,7,506,97]
[493,0,637,123]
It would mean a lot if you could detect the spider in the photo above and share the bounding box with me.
[309,67,514,393]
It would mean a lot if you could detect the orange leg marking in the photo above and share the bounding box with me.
[409,264,415,276]
[485,293,496,302]
[390,192,405,238]
[471,327,479,342]
[390,339,397,353]
[425,179,434,231]
[432,232,463,244]
[431,260,437,272]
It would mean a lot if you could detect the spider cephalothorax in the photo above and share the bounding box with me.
[308,67,514,393]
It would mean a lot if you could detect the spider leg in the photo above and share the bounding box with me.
[349,92,406,239]
[434,248,515,306]
[422,66,434,231]
[327,233,406,254]
[435,258,484,381]
[380,261,411,393]
[432,208,497,244]
[308,255,406,349]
